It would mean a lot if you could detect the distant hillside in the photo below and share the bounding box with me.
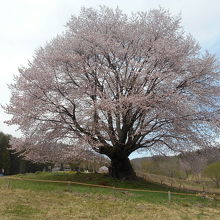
[131,148,220,179]
[131,157,152,170]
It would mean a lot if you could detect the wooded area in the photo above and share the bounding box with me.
[0,132,47,175]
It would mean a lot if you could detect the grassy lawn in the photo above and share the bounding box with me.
[0,172,220,220]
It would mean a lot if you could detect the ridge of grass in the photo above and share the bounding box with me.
[15,171,176,191]
[1,172,220,205]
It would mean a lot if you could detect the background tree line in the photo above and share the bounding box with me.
[0,131,109,175]
[0,132,47,175]
[68,158,109,173]
[131,148,220,187]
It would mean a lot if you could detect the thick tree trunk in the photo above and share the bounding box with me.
[109,153,136,180]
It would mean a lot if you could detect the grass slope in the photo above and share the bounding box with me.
[0,172,220,220]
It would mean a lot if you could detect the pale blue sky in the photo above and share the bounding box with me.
[0,0,219,158]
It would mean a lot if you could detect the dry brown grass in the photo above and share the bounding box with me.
[1,186,220,220]
[137,171,220,195]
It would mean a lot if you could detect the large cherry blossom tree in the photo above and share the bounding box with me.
[5,7,220,179]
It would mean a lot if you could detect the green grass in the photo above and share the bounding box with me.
[1,172,220,219]
[15,171,177,191]
[1,172,219,204]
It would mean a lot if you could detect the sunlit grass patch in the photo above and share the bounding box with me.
[3,204,39,217]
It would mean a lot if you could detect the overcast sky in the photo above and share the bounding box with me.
[0,0,220,139]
